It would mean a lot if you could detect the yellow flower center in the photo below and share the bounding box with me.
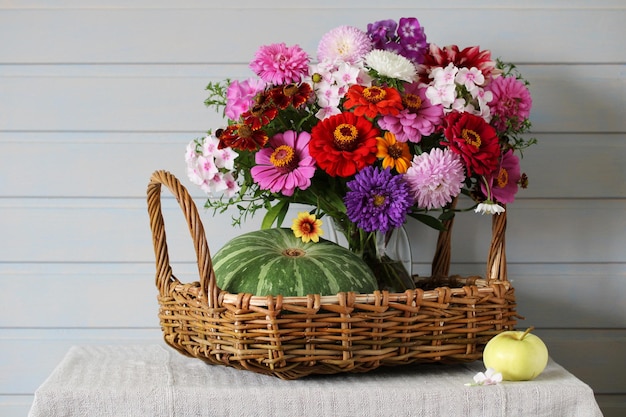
[462,129,482,149]
[373,194,386,207]
[270,145,296,172]
[403,93,422,112]
[496,167,509,188]
[363,86,386,103]
[333,123,359,150]
[311,73,323,83]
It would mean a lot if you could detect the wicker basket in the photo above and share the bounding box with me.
[147,170,517,380]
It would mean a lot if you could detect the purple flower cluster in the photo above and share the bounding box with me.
[344,166,413,233]
[366,17,429,64]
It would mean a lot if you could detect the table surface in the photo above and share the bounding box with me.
[28,344,603,417]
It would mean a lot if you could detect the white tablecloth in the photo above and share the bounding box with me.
[29,344,603,417]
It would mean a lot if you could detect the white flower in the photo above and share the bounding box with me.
[430,63,458,86]
[426,83,456,107]
[364,49,417,82]
[466,368,503,386]
[456,67,485,92]
[475,201,506,215]
[214,147,237,171]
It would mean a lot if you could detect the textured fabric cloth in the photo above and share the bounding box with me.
[29,344,603,417]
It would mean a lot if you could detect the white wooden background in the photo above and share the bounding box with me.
[1,1,624,416]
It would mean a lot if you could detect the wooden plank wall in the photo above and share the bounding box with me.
[1,1,624,415]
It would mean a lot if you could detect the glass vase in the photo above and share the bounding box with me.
[327,218,415,292]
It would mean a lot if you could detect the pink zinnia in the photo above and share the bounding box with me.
[481,149,521,204]
[377,82,444,143]
[485,76,532,133]
[251,130,316,196]
[405,148,465,210]
[225,78,266,121]
[317,25,373,64]
[249,43,310,85]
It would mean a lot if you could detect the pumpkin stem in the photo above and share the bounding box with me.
[282,248,306,257]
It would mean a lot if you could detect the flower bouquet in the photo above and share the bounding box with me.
[185,17,536,292]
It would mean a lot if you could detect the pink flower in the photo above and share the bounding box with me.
[317,25,372,64]
[378,82,444,143]
[405,148,465,209]
[250,43,310,85]
[251,130,316,196]
[485,76,532,133]
[482,149,521,204]
[225,78,266,120]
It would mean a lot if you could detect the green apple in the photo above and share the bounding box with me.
[483,327,549,381]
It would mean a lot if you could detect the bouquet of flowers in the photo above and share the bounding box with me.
[185,17,536,291]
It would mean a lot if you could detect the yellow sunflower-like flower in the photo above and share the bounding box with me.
[376,131,412,173]
[291,212,324,243]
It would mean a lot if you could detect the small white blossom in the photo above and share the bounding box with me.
[475,201,506,215]
[466,368,503,386]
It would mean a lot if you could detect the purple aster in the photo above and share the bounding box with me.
[367,19,398,49]
[377,82,444,142]
[405,148,465,210]
[249,43,310,85]
[251,130,316,196]
[344,166,413,233]
[484,75,532,133]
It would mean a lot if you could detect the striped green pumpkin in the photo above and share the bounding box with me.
[212,228,377,297]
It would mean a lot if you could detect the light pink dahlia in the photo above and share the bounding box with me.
[485,76,532,133]
[250,130,316,196]
[317,25,373,64]
[377,82,444,143]
[405,148,465,210]
[249,43,310,85]
[225,78,266,121]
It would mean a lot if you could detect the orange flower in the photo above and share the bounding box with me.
[343,84,403,118]
[291,212,323,243]
[376,132,412,173]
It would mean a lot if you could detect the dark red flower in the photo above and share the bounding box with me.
[269,83,313,109]
[441,112,500,176]
[418,44,497,83]
[343,84,404,118]
[218,124,269,151]
[309,112,379,177]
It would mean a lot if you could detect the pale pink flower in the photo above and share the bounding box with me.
[317,25,373,64]
[405,148,465,209]
[466,368,503,386]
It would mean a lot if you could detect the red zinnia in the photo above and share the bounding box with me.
[218,124,269,151]
[441,112,500,176]
[309,112,379,177]
[343,84,404,118]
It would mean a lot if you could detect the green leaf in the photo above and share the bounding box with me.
[261,200,289,229]
[407,212,447,231]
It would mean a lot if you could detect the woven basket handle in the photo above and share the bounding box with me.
[146,170,218,308]
[431,198,508,282]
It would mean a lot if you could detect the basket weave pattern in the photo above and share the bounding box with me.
[147,170,517,379]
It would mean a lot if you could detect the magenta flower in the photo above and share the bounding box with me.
[250,43,310,85]
[225,78,266,121]
[481,149,521,204]
[485,76,532,133]
[251,130,316,196]
[377,82,444,143]
[317,25,373,64]
[405,148,465,210]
